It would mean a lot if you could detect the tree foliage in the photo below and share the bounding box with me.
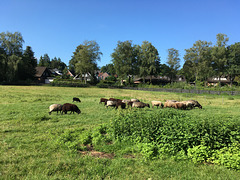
[227,42,240,85]
[100,63,116,75]
[18,46,37,80]
[183,40,213,84]
[167,48,180,82]
[211,33,229,86]
[70,40,102,83]
[111,40,138,83]
[138,41,160,83]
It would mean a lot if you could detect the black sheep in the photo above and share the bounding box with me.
[73,97,81,102]
[99,98,108,104]
[115,101,126,109]
[62,103,81,114]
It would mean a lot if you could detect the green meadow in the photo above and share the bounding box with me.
[1,85,240,179]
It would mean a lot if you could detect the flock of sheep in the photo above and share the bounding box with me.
[48,97,202,115]
[100,98,202,110]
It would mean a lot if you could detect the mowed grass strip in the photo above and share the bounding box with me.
[1,85,240,179]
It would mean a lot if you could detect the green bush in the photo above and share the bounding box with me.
[211,143,240,170]
[187,145,211,164]
[110,109,240,169]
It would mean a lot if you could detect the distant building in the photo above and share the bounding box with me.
[98,72,110,80]
[35,67,53,83]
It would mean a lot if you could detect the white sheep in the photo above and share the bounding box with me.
[49,104,63,115]
[106,100,117,108]
[151,101,164,109]
[130,98,140,102]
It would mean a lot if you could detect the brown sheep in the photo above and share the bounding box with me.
[127,101,134,108]
[115,101,126,109]
[164,101,177,108]
[132,102,150,108]
[99,98,108,104]
[109,98,122,102]
[181,101,194,109]
[49,104,63,115]
[189,100,202,109]
[174,102,187,110]
[62,103,81,114]
[151,101,164,109]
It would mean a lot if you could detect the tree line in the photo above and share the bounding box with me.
[1,31,240,87]
[98,34,240,86]
[0,32,67,83]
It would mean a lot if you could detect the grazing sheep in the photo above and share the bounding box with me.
[181,101,194,109]
[127,101,134,108]
[122,99,130,104]
[62,103,81,114]
[106,100,117,108]
[109,98,122,102]
[115,101,126,109]
[174,102,187,110]
[73,97,81,102]
[189,100,202,109]
[164,101,177,108]
[151,101,164,109]
[132,102,150,108]
[131,99,140,102]
[99,98,108,104]
[49,104,63,115]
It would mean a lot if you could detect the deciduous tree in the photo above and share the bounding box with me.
[167,48,180,83]
[111,40,138,84]
[70,40,102,84]
[227,42,240,86]
[138,41,160,83]
[211,33,229,86]
[184,40,212,85]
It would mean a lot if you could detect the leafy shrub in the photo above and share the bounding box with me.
[137,142,159,160]
[110,109,240,169]
[92,124,112,146]
[187,145,211,164]
[211,143,240,170]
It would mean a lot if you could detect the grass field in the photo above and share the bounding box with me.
[1,85,240,179]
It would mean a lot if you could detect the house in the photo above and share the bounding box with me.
[98,72,110,80]
[35,67,53,83]
[207,77,231,86]
[67,70,75,77]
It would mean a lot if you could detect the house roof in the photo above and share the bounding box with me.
[98,72,109,77]
[35,67,47,78]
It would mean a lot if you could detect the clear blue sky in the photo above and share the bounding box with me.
[1,0,239,68]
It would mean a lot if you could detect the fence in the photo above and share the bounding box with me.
[105,86,240,96]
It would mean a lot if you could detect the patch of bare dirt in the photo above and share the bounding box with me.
[79,145,115,159]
